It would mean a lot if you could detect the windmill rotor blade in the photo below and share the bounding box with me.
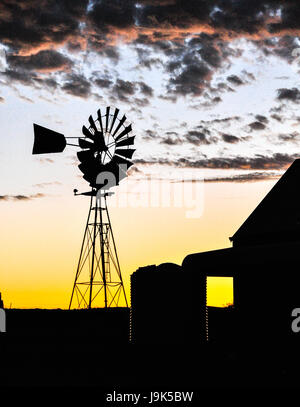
[114,124,132,142]
[32,124,66,154]
[105,106,110,132]
[97,109,104,133]
[109,108,119,134]
[82,125,95,140]
[104,159,129,185]
[83,173,94,184]
[79,161,103,177]
[115,148,135,159]
[116,136,135,147]
[79,138,94,150]
[109,155,134,172]
[88,115,97,133]
[95,130,106,149]
[77,150,95,163]
[112,114,126,137]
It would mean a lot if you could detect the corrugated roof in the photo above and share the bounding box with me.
[230,159,300,246]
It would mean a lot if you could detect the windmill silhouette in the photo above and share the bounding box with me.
[32,107,135,309]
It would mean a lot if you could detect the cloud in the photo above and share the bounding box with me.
[101,46,120,62]
[277,88,300,102]
[160,136,183,145]
[7,50,73,72]
[2,1,300,106]
[255,114,268,123]
[222,134,241,143]
[32,182,61,188]
[2,68,37,86]
[138,81,154,97]
[186,130,215,145]
[200,116,241,125]
[88,0,136,31]
[143,129,157,140]
[0,193,45,201]
[269,2,300,33]
[278,132,300,143]
[62,73,91,98]
[135,153,298,170]
[204,172,281,183]
[112,79,137,101]
[227,75,244,86]
[249,121,266,131]
[168,61,211,96]
[271,113,283,122]
[0,0,88,53]
[35,157,54,164]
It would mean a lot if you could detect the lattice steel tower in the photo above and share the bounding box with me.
[69,192,128,309]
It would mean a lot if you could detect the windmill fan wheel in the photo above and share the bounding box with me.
[77,106,136,190]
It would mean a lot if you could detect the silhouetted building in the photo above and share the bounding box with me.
[230,159,300,247]
[130,263,206,344]
[130,159,300,348]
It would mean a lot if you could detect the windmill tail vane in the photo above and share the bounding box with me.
[32,106,136,309]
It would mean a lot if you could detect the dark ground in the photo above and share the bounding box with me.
[1,307,300,391]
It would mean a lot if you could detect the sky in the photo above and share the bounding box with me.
[1,0,300,308]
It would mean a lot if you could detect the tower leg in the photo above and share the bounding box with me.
[69,193,128,309]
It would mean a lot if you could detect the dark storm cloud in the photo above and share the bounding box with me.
[62,73,91,98]
[7,50,73,72]
[0,1,299,59]
[0,0,88,52]
[137,0,211,29]
[210,0,279,35]
[2,0,300,102]
[277,88,300,102]
[269,2,300,33]
[88,0,136,30]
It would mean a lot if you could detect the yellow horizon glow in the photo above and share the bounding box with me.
[0,179,275,309]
